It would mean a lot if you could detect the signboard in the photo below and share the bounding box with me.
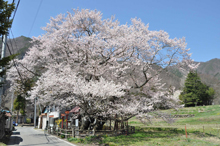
[41,113,47,116]
[49,115,54,118]
[75,119,78,127]
[65,111,70,114]
[61,114,65,117]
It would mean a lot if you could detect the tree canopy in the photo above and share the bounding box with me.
[7,9,197,126]
[0,0,15,36]
[179,71,215,107]
[14,94,26,114]
[0,0,16,81]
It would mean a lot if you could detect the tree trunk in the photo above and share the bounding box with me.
[80,116,90,130]
[23,115,25,124]
[16,110,19,124]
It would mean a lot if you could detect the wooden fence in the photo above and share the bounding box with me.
[47,125,135,138]
[154,114,195,119]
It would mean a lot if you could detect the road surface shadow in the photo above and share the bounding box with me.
[12,132,20,135]
[19,124,34,127]
[5,130,23,145]
[7,136,23,145]
[0,134,11,145]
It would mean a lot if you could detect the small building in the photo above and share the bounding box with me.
[38,113,47,130]
[48,111,60,127]
[38,106,61,130]
[38,107,50,130]
[37,106,80,130]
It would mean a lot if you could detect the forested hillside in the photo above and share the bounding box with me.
[197,59,220,104]
[163,58,220,104]
[0,35,32,59]
[0,36,32,109]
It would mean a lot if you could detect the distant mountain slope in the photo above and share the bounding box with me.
[0,36,32,110]
[163,58,220,104]
[0,35,32,59]
[196,58,220,104]
[197,58,220,77]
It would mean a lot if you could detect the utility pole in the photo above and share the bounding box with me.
[34,97,36,128]
[0,35,7,108]
[11,89,14,111]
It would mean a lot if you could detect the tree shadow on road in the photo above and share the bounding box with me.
[7,136,23,145]
[4,131,23,145]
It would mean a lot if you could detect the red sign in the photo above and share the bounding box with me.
[61,114,65,117]
[41,113,47,116]
[49,115,54,118]
[65,111,70,114]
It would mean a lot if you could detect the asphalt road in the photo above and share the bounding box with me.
[7,126,77,146]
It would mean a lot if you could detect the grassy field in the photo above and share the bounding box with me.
[68,105,220,146]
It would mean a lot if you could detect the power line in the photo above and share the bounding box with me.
[11,0,21,27]
[5,0,24,89]
[9,31,40,78]
[28,0,43,37]
[7,0,20,55]
[9,30,19,55]
[3,0,41,88]
[8,34,15,55]
[6,42,24,86]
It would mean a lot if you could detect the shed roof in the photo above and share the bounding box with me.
[70,106,80,113]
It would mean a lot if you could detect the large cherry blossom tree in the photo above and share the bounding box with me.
[7,9,197,129]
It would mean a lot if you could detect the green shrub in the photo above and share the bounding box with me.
[78,138,85,143]
[26,118,31,124]
[186,138,191,142]
[68,137,78,142]
[85,136,92,141]
[60,134,65,139]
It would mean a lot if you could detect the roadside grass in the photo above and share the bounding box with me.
[68,127,219,146]
[68,105,220,145]
[129,105,220,126]
[0,143,7,146]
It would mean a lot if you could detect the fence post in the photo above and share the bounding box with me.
[203,126,204,135]
[48,126,50,134]
[75,126,79,138]
[126,125,128,135]
[52,126,54,134]
[110,119,111,130]
[93,128,95,136]
[87,129,90,136]
[72,127,74,137]
[66,129,68,139]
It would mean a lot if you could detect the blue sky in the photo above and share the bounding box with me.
[7,0,220,62]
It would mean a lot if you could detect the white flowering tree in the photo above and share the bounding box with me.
[7,9,196,130]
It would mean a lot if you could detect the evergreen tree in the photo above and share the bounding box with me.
[0,1,17,109]
[0,0,15,36]
[180,71,215,107]
[0,0,16,86]
[13,94,26,123]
